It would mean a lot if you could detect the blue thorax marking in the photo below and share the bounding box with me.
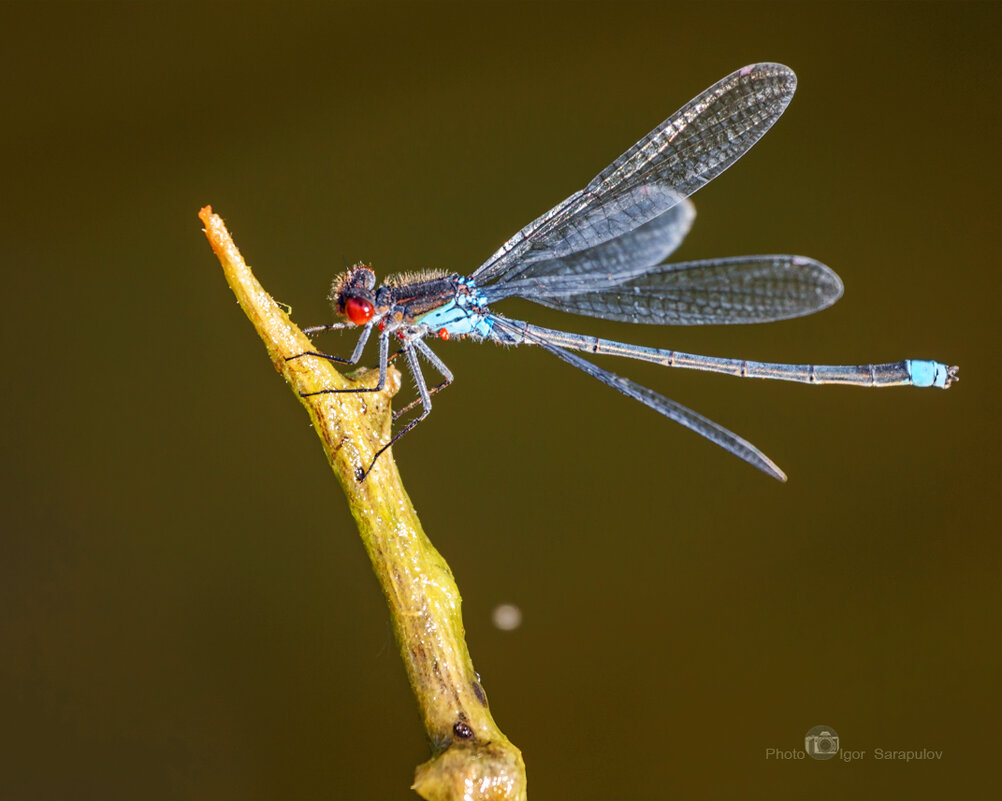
[906,360,951,388]
[417,282,493,338]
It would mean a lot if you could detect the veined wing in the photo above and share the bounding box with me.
[480,199,694,303]
[471,63,797,287]
[513,255,844,326]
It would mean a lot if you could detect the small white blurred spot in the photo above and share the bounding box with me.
[491,603,522,631]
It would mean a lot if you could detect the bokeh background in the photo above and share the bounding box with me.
[2,2,999,799]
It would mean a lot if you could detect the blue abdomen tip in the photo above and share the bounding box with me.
[907,360,951,388]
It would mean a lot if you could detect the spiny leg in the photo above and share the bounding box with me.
[392,338,455,421]
[357,342,435,481]
[344,322,375,364]
[299,327,389,398]
[286,321,374,368]
[301,321,354,335]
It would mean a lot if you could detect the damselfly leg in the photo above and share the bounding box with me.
[392,338,455,421]
[291,321,456,479]
[290,324,390,398]
[351,346,428,479]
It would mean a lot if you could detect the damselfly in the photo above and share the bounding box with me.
[293,63,957,482]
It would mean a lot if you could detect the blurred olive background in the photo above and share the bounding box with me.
[2,2,999,799]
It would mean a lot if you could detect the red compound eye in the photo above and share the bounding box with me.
[344,297,374,325]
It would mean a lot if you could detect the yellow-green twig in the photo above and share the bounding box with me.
[200,207,526,801]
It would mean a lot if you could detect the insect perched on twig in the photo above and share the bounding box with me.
[291,63,957,482]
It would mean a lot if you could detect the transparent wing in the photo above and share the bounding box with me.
[489,316,785,480]
[511,255,844,326]
[471,63,797,287]
[481,199,695,303]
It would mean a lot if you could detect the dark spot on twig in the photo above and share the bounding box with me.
[472,681,487,707]
[453,721,474,740]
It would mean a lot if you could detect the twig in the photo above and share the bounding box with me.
[200,207,526,801]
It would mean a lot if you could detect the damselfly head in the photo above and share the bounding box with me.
[330,263,377,324]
